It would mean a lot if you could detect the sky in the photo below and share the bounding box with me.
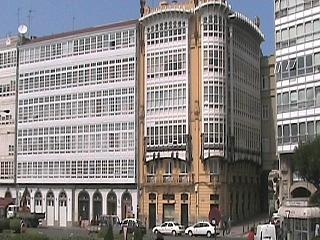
[0,0,274,55]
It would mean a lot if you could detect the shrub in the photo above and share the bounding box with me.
[15,231,49,240]
[0,218,10,232]
[104,225,114,240]
[9,218,21,233]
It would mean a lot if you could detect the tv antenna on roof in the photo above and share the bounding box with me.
[18,24,28,35]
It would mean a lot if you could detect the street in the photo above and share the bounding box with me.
[144,233,245,240]
[34,227,245,240]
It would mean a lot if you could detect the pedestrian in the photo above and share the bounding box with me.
[248,227,255,240]
[223,219,228,236]
[316,224,320,237]
[227,217,231,234]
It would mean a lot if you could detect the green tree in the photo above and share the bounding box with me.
[293,136,320,189]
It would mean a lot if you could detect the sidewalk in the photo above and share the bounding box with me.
[227,214,270,238]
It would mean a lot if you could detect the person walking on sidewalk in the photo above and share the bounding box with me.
[248,227,255,240]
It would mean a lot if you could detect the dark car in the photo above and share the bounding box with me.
[120,218,146,235]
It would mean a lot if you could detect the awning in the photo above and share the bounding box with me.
[278,206,320,219]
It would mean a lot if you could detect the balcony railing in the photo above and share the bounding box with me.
[163,174,174,183]
[145,173,194,185]
[146,174,156,183]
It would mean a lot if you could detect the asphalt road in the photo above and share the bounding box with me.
[32,227,243,240]
[35,227,244,240]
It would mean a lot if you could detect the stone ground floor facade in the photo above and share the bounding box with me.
[139,161,262,229]
[0,184,137,227]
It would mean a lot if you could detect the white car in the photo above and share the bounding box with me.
[185,221,216,237]
[152,221,185,236]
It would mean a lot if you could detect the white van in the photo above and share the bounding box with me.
[255,224,277,240]
[7,205,19,218]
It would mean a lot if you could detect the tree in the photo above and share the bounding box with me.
[293,136,320,189]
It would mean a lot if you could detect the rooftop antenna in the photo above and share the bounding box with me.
[72,16,75,31]
[18,24,28,35]
[140,0,146,17]
[27,9,33,37]
[17,8,21,26]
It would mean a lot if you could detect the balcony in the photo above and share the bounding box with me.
[144,173,194,186]
[146,174,156,183]
[163,174,174,183]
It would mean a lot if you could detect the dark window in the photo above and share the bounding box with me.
[210,194,220,201]
[163,193,175,201]
[149,193,156,200]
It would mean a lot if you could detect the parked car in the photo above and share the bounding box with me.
[185,221,216,237]
[120,218,146,235]
[152,221,185,236]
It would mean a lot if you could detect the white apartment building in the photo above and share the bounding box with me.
[275,0,320,201]
[0,36,17,189]
[0,20,139,227]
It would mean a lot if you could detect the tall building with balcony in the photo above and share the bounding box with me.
[275,0,320,202]
[0,37,17,193]
[260,55,278,213]
[2,21,139,227]
[138,0,264,228]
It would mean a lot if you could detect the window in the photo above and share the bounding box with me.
[305,54,313,73]
[283,124,290,143]
[298,89,305,109]
[262,104,269,120]
[299,122,306,142]
[290,90,297,109]
[282,92,289,111]
[289,58,296,77]
[306,88,314,108]
[316,86,320,106]
[291,123,298,142]
[307,121,314,139]
[297,56,305,75]
[315,52,320,73]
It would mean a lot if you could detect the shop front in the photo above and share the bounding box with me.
[278,199,320,240]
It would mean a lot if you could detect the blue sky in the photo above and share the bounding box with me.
[0,0,274,55]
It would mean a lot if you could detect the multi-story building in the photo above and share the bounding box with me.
[260,55,278,214]
[1,20,139,227]
[275,0,320,202]
[0,36,17,193]
[138,0,264,228]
